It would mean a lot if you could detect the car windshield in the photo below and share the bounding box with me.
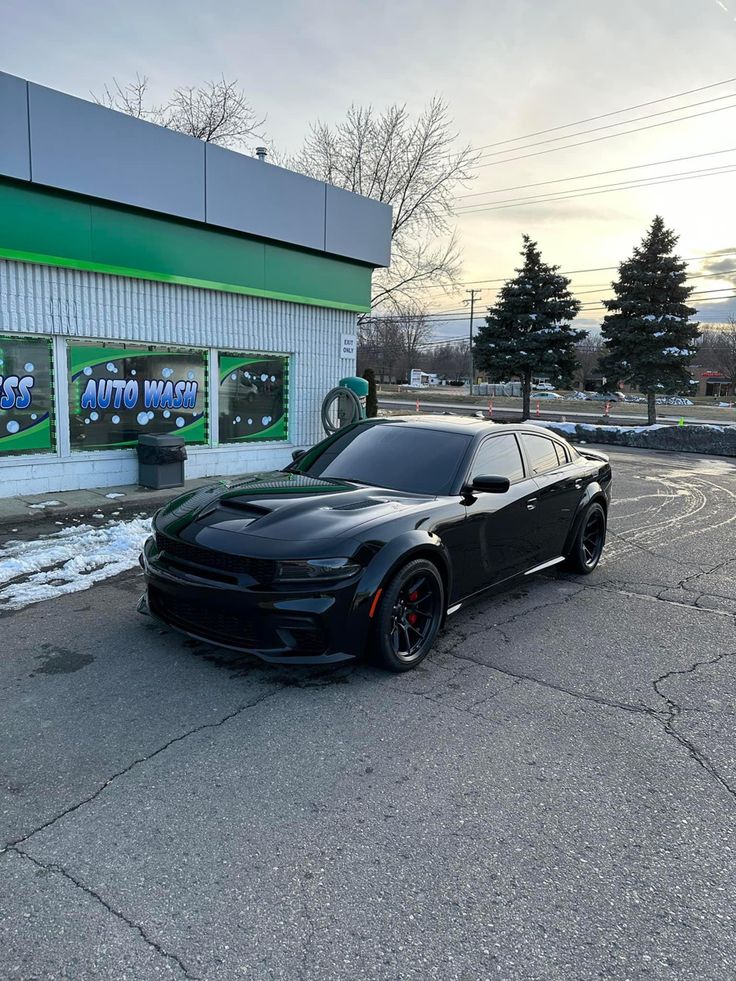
[294,422,473,495]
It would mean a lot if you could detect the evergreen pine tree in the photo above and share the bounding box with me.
[600,216,699,425]
[474,236,584,419]
[363,367,378,417]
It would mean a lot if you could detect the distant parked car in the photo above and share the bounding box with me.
[532,382,555,391]
[533,391,564,400]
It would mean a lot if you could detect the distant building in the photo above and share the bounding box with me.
[690,366,733,398]
[409,369,440,387]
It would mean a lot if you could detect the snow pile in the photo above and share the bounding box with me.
[27,500,63,510]
[0,517,152,611]
[535,420,670,435]
[536,420,728,435]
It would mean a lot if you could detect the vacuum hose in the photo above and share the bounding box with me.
[321,386,364,435]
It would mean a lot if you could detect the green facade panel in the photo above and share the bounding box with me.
[0,180,372,311]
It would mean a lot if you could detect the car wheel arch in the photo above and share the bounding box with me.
[353,533,453,620]
[563,486,608,557]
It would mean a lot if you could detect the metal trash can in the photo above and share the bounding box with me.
[137,434,187,489]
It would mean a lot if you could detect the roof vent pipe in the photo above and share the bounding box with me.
[255,146,268,162]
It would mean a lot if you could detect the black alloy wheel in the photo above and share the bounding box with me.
[566,501,607,574]
[374,558,444,671]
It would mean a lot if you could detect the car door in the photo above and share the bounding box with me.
[455,432,539,597]
[519,433,582,561]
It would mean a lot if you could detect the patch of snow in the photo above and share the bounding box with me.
[104,492,125,499]
[28,500,63,510]
[0,517,152,611]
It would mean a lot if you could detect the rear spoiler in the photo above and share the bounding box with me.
[578,448,609,463]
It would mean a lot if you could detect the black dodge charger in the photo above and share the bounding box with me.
[139,416,611,671]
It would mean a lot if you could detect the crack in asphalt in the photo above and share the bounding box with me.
[394,676,523,722]
[440,592,736,809]
[446,645,736,807]
[445,644,661,719]
[604,528,702,568]
[574,581,736,621]
[1,685,283,855]
[6,846,199,980]
[652,651,736,804]
[298,874,318,979]
[440,586,587,648]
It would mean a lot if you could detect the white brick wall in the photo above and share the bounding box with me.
[0,260,358,497]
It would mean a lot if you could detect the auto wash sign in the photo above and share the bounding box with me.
[79,375,199,412]
[68,343,207,451]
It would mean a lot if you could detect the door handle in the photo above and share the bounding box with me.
[527,498,537,511]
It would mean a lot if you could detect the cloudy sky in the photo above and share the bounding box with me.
[3,0,736,337]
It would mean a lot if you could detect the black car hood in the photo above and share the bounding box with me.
[155,471,436,557]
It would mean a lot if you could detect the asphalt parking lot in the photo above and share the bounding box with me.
[1,445,735,981]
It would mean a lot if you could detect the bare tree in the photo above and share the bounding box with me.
[574,335,604,388]
[93,75,265,150]
[425,341,470,381]
[358,305,434,382]
[291,99,477,312]
[698,319,736,390]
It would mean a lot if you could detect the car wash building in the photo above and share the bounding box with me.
[0,72,391,498]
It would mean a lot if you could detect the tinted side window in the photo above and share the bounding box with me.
[301,423,473,495]
[554,441,569,466]
[522,435,561,476]
[470,434,525,483]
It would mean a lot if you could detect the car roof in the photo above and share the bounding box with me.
[369,414,568,440]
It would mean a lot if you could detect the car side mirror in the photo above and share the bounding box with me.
[468,474,510,494]
[291,448,307,463]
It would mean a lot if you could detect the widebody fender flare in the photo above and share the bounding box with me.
[352,532,453,619]
[563,481,609,557]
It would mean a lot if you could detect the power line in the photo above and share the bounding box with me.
[455,165,736,215]
[577,288,736,311]
[474,91,736,164]
[413,250,736,291]
[366,284,736,324]
[470,103,736,170]
[455,146,736,200]
[473,75,736,152]
[455,162,736,214]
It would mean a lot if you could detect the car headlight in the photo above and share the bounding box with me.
[274,557,361,582]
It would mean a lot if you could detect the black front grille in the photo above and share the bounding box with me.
[149,588,261,648]
[148,588,327,656]
[155,531,276,582]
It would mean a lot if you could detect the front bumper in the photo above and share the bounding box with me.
[139,536,365,664]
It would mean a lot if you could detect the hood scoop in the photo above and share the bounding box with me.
[330,498,391,511]
[219,500,271,518]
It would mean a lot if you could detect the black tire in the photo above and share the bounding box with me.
[373,558,444,672]
[565,501,607,574]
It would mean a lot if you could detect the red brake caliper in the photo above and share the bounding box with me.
[408,591,419,625]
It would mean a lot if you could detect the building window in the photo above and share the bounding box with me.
[0,334,55,455]
[218,353,289,443]
[67,342,208,451]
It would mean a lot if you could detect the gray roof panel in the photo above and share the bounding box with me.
[0,72,31,181]
[28,82,205,222]
[205,144,326,252]
[1,72,392,268]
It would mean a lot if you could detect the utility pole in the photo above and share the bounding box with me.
[465,289,482,396]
